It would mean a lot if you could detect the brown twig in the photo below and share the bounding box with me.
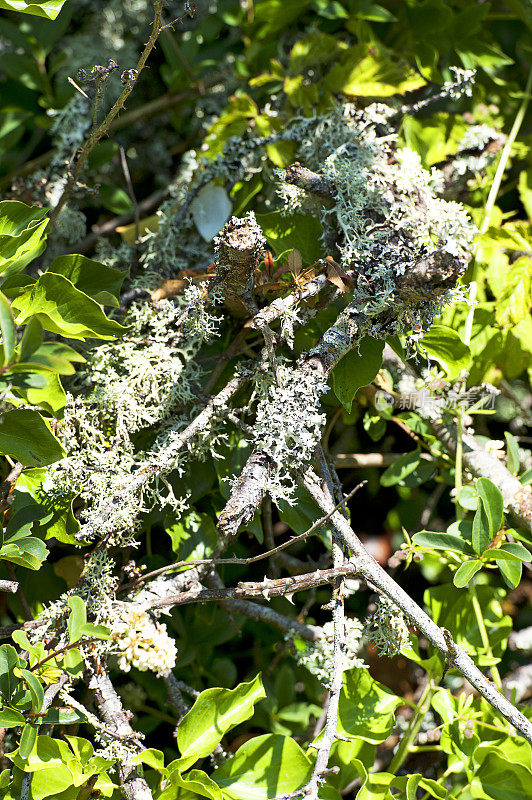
[49,0,168,225]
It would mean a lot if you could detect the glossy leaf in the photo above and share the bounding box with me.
[177,675,265,769]
[331,337,384,413]
[0,290,16,366]
[18,669,44,713]
[453,560,482,588]
[12,273,127,341]
[0,409,65,466]
[0,706,25,727]
[0,201,48,277]
[49,254,126,307]
[212,734,311,800]
[419,325,471,378]
[0,1,67,20]
[412,530,474,555]
[336,667,401,744]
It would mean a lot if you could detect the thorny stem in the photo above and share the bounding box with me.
[480,66,532,234]
[49,0,168,225]
[120,482,364,591]
[388,679,436,774]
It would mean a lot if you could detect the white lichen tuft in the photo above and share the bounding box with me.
[295,617,365,686]
[366,595,411,657]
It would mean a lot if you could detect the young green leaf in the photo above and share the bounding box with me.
[211,734,312,800]
[0,1,67,20]
[412,530,474,555]
[504,431,521,475]
[0,290,16,366]
[476,478,504,537]
[418,325,471,378]
[453,559,482,588]
[17,669,44,713]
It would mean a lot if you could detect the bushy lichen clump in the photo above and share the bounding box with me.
[278,102,476,337]
[47,292,221,540]
[295,617,365,686]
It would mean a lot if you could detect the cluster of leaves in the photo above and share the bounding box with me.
[0,1,530,800]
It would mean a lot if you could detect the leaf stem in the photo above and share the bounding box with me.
[480,66,532,234]
[468,580,502,690]
[389,679,435,774]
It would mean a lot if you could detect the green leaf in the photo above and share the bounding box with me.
[419,325,471,379]
[42,706,88,725]
[0,644,21,701]
[0,0,67,20]
[412,530,474,555]
[471,477,503,556]
[495,542,531,562]
[457,485,478,511]
[504,432,521,475]
[0,409,65,466]
[0,201,48,278]
[28,341,85,376]
[165,510,218,565]
[10,468,80,544]
[426,584,511,663]
[325,41,425,97]
[67,596,110,645]
[62,647,83,677]
[497,558,522,589]
[18,317,43,362]
[0,706,25,727]
[336,666,401,744]
[472,505,490,556]
[177,675,265,770]
[132,748,165,772]
[0,290,16,366]
[17,669,44,713]
[0,531,48,570]
[495,256,532,327]
[165,766,224,800]
[12,273,127,341]
[18,723,37,759]
[4,362,66,416]
[211,734,312,800]
[471,750,532,799]
[453,560,482,588]
[380,449,421,487]
[331,337,384,413]
[256,211,324,264]
[49,254,126,308]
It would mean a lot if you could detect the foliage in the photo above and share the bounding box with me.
[0,1,530,800]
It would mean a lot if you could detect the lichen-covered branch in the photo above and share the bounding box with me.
[89,663,152,800]
[300,468,532,744]
[76,374,244,541]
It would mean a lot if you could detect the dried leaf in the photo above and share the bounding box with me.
[325,256,353,293]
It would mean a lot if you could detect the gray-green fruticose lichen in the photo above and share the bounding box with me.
[45,91,477,546]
